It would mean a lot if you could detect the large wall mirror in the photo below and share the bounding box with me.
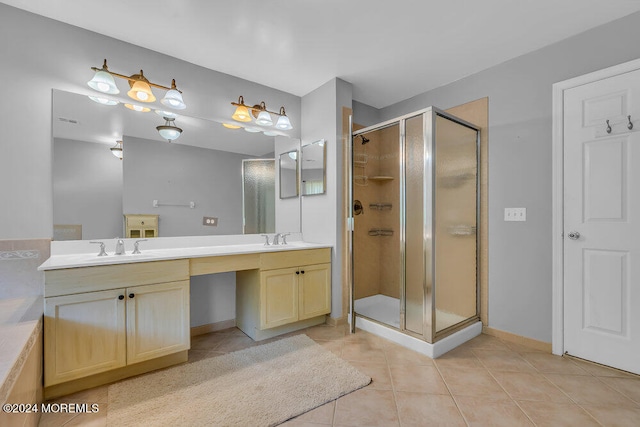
[52,89,300,240]
[301,139,326,196]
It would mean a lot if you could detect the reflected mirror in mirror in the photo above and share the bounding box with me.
[301,139,326,196]
[279,150,299,199]
[51,89,300,240]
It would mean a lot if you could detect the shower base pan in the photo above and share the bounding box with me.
[352,294,481,358]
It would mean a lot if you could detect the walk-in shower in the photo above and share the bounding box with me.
[349,107,481,356]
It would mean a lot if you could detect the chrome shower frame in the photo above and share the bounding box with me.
[349,107,481,344]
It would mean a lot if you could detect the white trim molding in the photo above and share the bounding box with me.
[551,57,640,356]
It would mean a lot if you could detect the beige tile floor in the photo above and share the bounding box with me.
[38,325,640,426]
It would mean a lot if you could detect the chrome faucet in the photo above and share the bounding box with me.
[115,238,125,255]
[280,233,290,245]
[272,233,282,245]
[132,239,147,254]
[90,241,107,256]
[261,234,271,246]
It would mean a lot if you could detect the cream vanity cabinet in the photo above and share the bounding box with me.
[236,248,331,340]
[43,259,190,398]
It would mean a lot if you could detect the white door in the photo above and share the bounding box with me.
[563,68,640,374]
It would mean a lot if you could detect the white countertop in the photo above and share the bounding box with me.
[38,241,332,271]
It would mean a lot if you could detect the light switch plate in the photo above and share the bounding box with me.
[504,208,526,222]
[203,217,218,226]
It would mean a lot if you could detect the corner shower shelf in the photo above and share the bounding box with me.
[369,176,394,182]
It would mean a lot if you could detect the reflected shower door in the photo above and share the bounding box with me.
[352,124,402,329]
[242,159,276,234]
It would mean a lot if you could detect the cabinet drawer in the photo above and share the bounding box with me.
[44,259,189,297]
[260,248,330,270]
[125,214,158,227]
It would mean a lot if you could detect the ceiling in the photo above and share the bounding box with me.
[4,0,640,108]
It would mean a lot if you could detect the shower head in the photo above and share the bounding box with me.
[355,135,370,144]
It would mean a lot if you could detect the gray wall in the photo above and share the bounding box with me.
[53,138,123,240]
[0,3,300,240]
[301,78,352,318]
[123,136,248,236]
[369,11,640,343]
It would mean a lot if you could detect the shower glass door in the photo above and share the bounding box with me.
[352,124,402,329]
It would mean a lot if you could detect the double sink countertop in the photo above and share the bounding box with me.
[39,236,331,271]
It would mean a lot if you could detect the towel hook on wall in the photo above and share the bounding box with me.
[628,115,634,130]
[606,119,612,134]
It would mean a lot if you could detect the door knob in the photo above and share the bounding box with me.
[568,231,581,240]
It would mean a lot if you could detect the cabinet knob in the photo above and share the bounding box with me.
[301,270,305,274]
[296,271,300,275]
[129,293,135,299]
[118,295,125,300]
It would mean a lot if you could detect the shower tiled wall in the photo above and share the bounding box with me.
[0,239,49,300]
[353,126,400,300]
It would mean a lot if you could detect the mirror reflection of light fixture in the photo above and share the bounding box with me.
[110,140,123,160]
[223,123,241,129]
[263,130,278,136]
[156,117,183,142]
[124,103,151,113]
[288,151,297,160]
[244,127,261,133]
[155,109,179,119]
[88,95,118,106]
[87,59,186,109]
[230,96,293,130]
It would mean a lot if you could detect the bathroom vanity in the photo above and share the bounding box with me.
[39,240,331,398]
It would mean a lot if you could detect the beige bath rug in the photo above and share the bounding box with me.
[107,334,371,426]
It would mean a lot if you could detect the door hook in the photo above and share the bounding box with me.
[606,120,612,134]
[628,115,634,130]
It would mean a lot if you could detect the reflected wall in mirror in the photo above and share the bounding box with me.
[301,139,326,196]
[51,89,300,240]
[279,150,299,199]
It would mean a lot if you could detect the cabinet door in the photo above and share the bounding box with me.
[44,289,126,386]
[126,280,190,364]
[260,267,299,329]
[299,263,332,320]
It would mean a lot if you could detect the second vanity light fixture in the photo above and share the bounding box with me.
[229,96,293,132]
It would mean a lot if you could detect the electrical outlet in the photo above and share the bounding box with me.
[203,217,218,226]
[504,208,526,222]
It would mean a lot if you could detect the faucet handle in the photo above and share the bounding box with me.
[90,241,107,256]
[260,234,271,246]
[280,233,290,245]
[132,239,148,254]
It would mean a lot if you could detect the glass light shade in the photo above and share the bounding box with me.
[88,95,118,106]
[288,151,297,160]
[124,103,150,113]
[263,130,278,136]
[127,80,156,103]
[110,141,123,159]
[161,89,186,110]
[156,117,183,142]
[255,110,273,126]
[232,105,252,122]
[155,109,179,119]
[87,70,119,94]
[244,127,261,133]
[223,123,241,129]
[275,115,293,130]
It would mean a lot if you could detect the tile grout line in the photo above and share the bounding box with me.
[431,359,472,427]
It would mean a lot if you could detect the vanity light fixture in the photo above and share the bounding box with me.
[87,59,186,109]
[230,96,293,130]
[110,140,123,159]
[156,117,183,142]
[124,103,151,113]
